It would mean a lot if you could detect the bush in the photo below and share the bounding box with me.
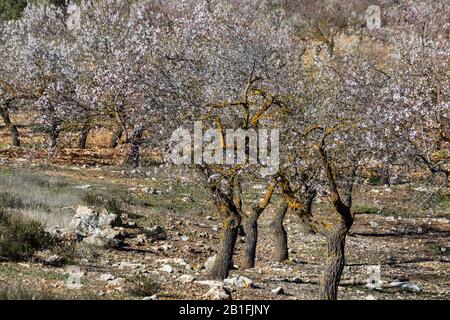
[80,191,123,215]
[0,281,56,300]
[79,191,104,207]
[126,275,161,297]
[0,191,24,209]
[0,211,53,261]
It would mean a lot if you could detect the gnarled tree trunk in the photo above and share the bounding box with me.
[241,210,259,269]
[0,107,20,147]
[319,223,349,300]
[240,181,276,269]
[210,214,241,279]
[271,201,289,262]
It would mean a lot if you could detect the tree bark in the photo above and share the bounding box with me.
[49,121,61,150]
[126,128,144,168]
[77,125,90,149]
[319,223,348,300]
[109,123,123,148]
[241,211,259,269]
[271,201,289,262]
[210,214,241,279]
[0,107,20,147]
[240,181,276,269]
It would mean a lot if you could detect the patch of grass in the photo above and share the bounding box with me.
[355,205,380,215]
[0,281,57,300]
[0,169,78,229]
[436,194,450,211]
[80,190,123,215]
[367,175,384,186]
[79,191,105,207]
[72,242,100,262]
[105,198,122,215]
[126,275,161,297]
[0,191,24,209]
[355,205,396,217]
[0,210,54,261]
[52,243,77,265]
[427,243,450,257]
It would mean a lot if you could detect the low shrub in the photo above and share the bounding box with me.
[126,275,161,297]
[0,210,53,261]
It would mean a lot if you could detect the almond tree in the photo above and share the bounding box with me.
[166,0,306,277]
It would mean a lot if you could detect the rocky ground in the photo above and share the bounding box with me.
[0,157,448,300]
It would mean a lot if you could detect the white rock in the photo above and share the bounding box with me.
[98,211,122,228]
[195,280,224,287]
[203,255,216,270]
[224,275,253,288]
[204,285,232,300]
[70,206,99,237]
[390,281,421,292]
[116,262,145,270]
[99,273,115,282]
[135,234,147,246]
[177,275,195,283]
[159,264,173,273]
[74,185,91,190]
[271,287,284,295]
[369,221,379,228]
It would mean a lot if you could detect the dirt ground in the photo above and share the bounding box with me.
[0,147,448,300]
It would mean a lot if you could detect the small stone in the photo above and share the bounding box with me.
[369,221,379,228]
[160,264,173,273]
[203,255,216,270]
[98,212,122,228]
[105,278,125,291]
[99,273,115,282]
[224,275,253,288]
[135,234,147,246]
[271,287,284,295]
[177,274,195,283]
[74,185,91,190]
[143,295,158,300]
[145,225,168,241]
[390,281,421,292]
[117,262,145,270]
[204,285,232,300]
[180,235,189,241]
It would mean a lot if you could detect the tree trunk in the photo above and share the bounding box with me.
[271,202,289,262]
[0,107,20,147]
[77,125,90,149]
[109,123,123,148]
[319,224,348,300]
[126,128,144,168]
[49,121,61,150]
[241,211,258,269]
[210,215,241,279]
[298,188,317,234]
